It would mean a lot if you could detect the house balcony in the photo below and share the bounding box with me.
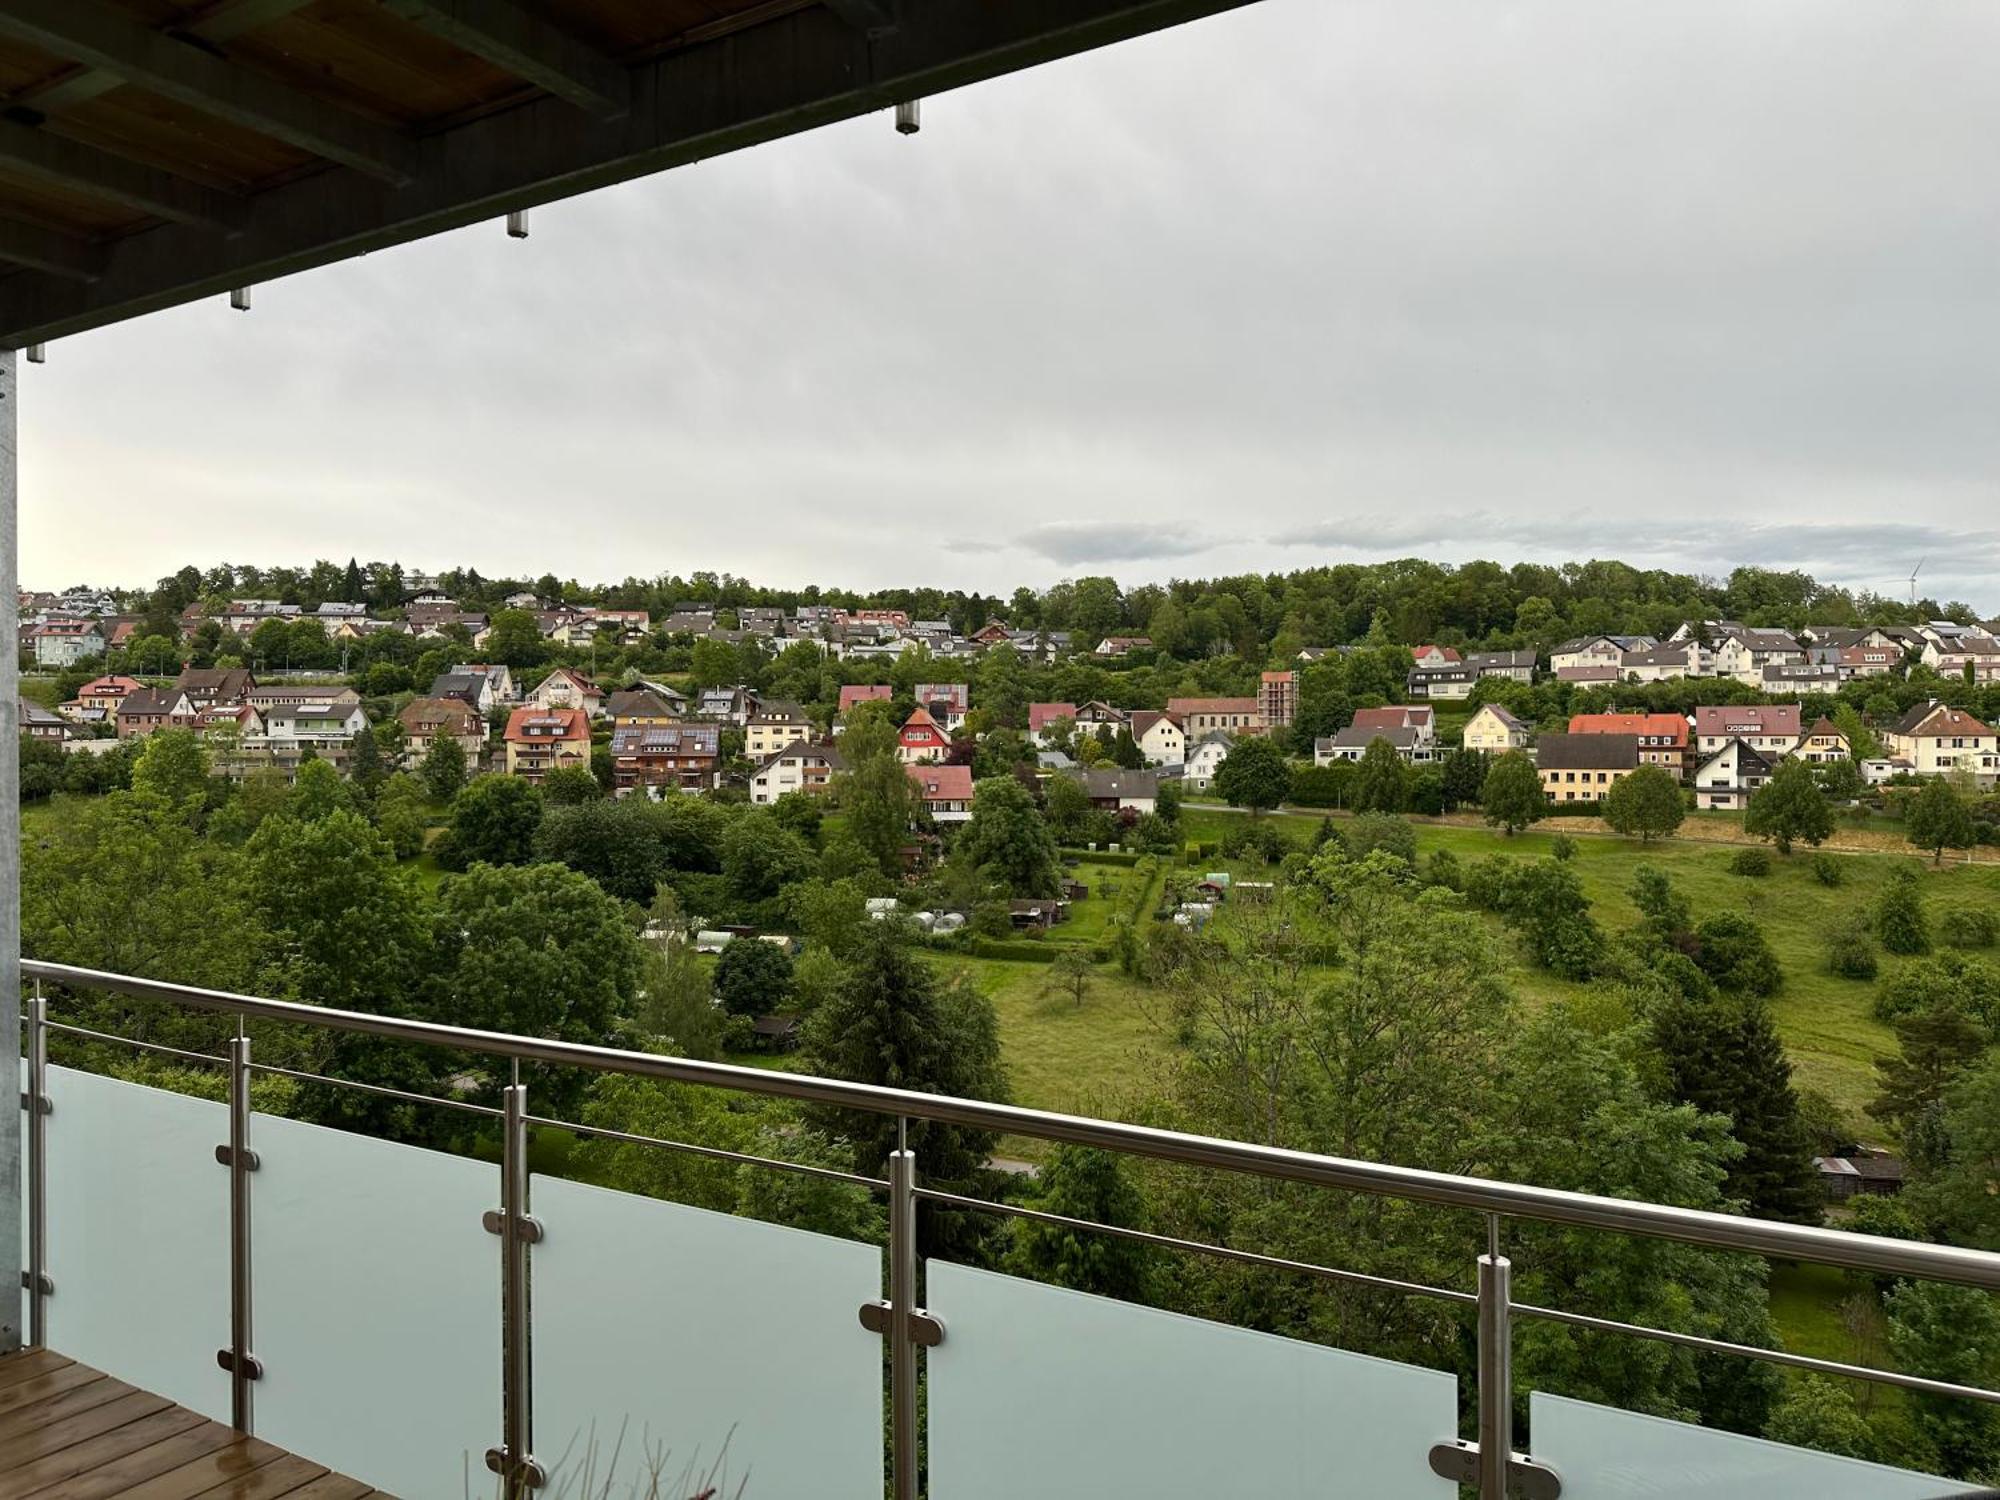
[10,960,2000,1500]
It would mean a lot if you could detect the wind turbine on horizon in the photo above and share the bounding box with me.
[1889,559,1926,609]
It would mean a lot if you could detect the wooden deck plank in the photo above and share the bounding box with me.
[20,1418,239,1500]
[0,1351,73,1391]
[0,1361,106,1417]
[0,1353,379,1500]
[0,1408,209,1498]
[0,1390,176,1468]
[108,1440,290,1500]
[0,1376,135,1443]
[179,1454,329,1498]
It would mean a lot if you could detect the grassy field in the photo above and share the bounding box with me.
[1167,806,1999,1123]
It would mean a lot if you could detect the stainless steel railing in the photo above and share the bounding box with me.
[17,956,2000,1500]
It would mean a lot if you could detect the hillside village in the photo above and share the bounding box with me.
[20,574,2000,835]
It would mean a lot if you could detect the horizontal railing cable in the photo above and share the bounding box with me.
[25,958,2000,1292]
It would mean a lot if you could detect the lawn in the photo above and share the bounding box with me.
[1169,806,1999,1122]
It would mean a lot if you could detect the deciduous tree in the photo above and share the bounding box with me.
[1743,758,1833,854]
[1906,776,1975,865]
[1481,751,1544,835]
[1213,734,1293,816]
[1601,764,1685,841]
[955,775,1062,898]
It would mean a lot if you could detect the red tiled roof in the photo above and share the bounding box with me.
[1028,702,1078,732]
[907,764,974,801]
[1351,705,1432,732]
[839,684,893,713]
[1166,697,1258,715]
[1695,705,1802,737]
[504,706,590,743]
[1568,712,1688,746]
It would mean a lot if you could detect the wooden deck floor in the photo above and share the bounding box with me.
[0,1350,392,1499]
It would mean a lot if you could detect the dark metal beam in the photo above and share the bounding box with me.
[820,0,896,36]
[4,0,318,113]
[0,119,246,231]
[0,0,1264,344]
[0,215,105,280]
[378,0,630,120]
[0,0,417,184]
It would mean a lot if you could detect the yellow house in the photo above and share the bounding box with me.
[1463,703,1531,754]
[1535,733,1640,803]
[1792,716,1852,765]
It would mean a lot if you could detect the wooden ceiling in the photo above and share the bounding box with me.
[0,0,1258,347]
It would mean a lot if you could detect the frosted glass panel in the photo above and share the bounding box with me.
[1529,1392,1961,1498]
[927,1261,1458,1498]
[251,1112,500,1499]
[44,1065,230,1419]
[533,1175,883,1498]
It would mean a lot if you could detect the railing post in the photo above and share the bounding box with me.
[24,982,48,1348]
[219,1025,261,1432]
[1478,1223,1512,1500]
[889,1139,919,1500]
[486,1081,543,1495]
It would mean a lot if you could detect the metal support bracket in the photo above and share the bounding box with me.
[1428,1440,1562,1499]
[18,1271,52,1295]
[858,1299,945,1347]
[18,1093,49,1113]
[482,1210,544,1244]
[214,1144,260,1171]
[483,1446,547,1489]
[215,1349,265,1381]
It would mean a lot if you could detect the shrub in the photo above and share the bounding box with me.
[1422,847,1464,892]
[1876,869,1932,956]
[1938,905,2000,949]
[1873,951,2000,1028]
[1550,834,1577,862]
[1810,853,1844,887]
[1729,847,1773,878]
[1340,812,1417,867]
[1691,912,1784,996]
[1220,820,1290,865]
[1825,924,1879,981]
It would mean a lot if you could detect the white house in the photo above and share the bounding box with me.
[749,741,844,804]
[530,666,603,717]
[1693,738,1778,811]
[1694,704,1801,760]
[1882,701,1999,785]
[32,620,105,667]
[1130,710,1186,767]
[1184,732,1233,791]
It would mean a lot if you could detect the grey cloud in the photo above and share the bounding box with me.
[18,0,2000,612]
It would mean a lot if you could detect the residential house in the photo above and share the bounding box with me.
[605,688,682,728]
[969,620,1013,648]
[1761,662,1842,696]
[1882,702,1999,785]
[609,723,720,793]
[912,683,972,734]
[1095,636,1153,657]
[193,704,265,770]
[1184,733,1233,791]
[1693,739,1778,811]
[660,609,717,637]
[175,667,256,709]
[1129,709,1186,767]
[1352,704,1437,750]
[1463,703,1531,754]
[1317,725,1433,766]
[695,687,756,725]
[1922,636,2000,684]
[1551,635,1654,673]
[451,663,517,702]
[1621,643,1703,683]
[1694,705,1802,760]
[67,674,145,716]
[1535,733,1640,803]
[907,763,975,824]
[1839,645,1901,680]
[750,741,844,803]
[1813,1148,1906,1202]
[1467,649,1537,684]
[399,697,486,764]
[746,699,814,759]
[116,687,196,738]
[1862,757,1917,786]
[837,683,893,718]
[1167,696,1261,738]
[1257,671,1298,728]
[896,707,952,764]
[594,609,652,641]
[20,699,69,742]
[1567,712,1690,779]
[247,685,363,716]
[1069,767,1159,815]
[1407,663,1476,700]
[428,671,495,715]
[1793,717,1852,765]
[1554,665,1622,687]
[529,667,603,718]
[248,701,371,774]
[504,706,593,782]
[1028,702,1078,746]
[31,619,105,667]
[1409,645,1461,668]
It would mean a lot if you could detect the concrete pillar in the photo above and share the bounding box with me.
[1,347,20,1354]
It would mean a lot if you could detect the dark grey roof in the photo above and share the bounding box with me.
[1534,733,1639,771]
[1328,725,1419,749]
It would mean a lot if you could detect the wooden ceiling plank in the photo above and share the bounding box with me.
[0,116,246,228]
[820,0,895,35]
[0,0,418,184]
[377,0,630,119]
[8,0,321,115]
[0,211,106,279]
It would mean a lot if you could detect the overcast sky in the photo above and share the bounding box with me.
[18,0,2000,608]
